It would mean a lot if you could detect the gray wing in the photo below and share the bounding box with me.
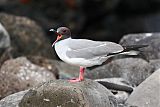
[66,39,124,59]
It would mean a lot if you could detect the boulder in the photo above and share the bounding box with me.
[0,13,56,59]
[19,79,117,107]
[120,33,160,60]
[95,78,133,93]
[27,56,59,79]
[149,59,160,71]
[126,69,160,107]
[86,58,153,86]
[0,23,11,66]
[95,78,133,104]
[0,57,55,99]
[0,90,28,107]
[0,23,10,49]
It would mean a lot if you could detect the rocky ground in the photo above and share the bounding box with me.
[0,1,160,107]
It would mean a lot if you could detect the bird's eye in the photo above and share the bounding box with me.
[63,30,66,32]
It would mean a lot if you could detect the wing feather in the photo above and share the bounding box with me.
[66,39,124,59]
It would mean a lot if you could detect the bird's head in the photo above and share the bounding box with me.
[50,27,71,47]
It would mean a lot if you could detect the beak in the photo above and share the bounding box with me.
[50,29,62,47]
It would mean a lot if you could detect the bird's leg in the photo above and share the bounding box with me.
[69,66,85,82]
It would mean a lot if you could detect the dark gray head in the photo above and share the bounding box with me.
[57,27,71,38]
[50,27,71,47]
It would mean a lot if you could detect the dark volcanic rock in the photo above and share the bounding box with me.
[120,33,160,60]
[0,13,56,59]
[0,90,28,107]
[86,58,153,86]
[19,79,117,107]
[0,57,55,99]
[126,69,160,107]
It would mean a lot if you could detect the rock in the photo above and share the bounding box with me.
[118,0,160,12]
[0,57,55,99]
[27,56,59,79]
[0,90,28,107]
[0,23,10,49]
[19,79,117,107]
[126,69,160,107]
[95,78,132,104]
[0,23,11,67]
[86,58,153,86]
[149,59,160,71]
[119,33,160,60]
[0,13,56,59]
[95,78,133,93]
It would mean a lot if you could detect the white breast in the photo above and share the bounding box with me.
[54,39,69,62]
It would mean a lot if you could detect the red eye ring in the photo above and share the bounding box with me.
[63,30,67,32]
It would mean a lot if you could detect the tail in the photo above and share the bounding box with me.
[88,44,149,70]
[107,45,148,56]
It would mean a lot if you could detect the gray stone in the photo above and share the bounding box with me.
[0,23,11,67]
[120,33,160,60]
[95,78,133,93]
[95,78,132,104]
[126,69,160,107]
[86,58,153,86]
[19,79,117,107]
[0,23,10,49]
[0,57,55,99]
[0,90,28,107]
[149,59,160,71]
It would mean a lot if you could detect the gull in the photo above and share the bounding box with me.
[50,27,147,82]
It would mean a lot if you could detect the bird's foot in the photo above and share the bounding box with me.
[68,78,83,83]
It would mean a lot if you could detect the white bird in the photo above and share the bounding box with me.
[50,27,147,82]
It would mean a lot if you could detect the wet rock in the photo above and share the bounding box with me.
[126,69,160,107]
[27,56,59,79]
[19,79,117,107]
[0,90,28,107]
[86,58,153,86]
[119,33,160,60]
[0,13,56,59]
[0,57,55,99]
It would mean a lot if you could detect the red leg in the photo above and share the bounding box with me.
[69,67,85,82]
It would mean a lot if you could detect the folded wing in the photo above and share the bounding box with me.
[66,39,124,59]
